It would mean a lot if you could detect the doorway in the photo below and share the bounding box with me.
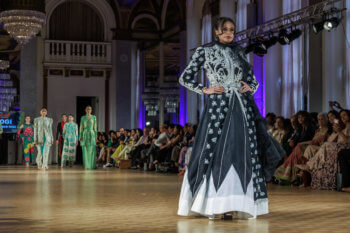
[76,96,99,164]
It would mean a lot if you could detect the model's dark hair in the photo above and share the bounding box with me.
[41,107,47,111]
[214,17,236,33]
[68,114,74,118]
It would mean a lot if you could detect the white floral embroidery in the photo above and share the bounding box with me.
[179,44,259,95]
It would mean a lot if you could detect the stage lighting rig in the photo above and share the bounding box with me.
[278,29,289,45]
[323,17,340,30]
[312,21,325,34]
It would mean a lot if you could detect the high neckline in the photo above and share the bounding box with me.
[214,40,237,48]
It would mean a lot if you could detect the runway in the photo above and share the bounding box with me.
[0,166,349,233]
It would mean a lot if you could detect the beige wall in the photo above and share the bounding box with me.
[47,77,106,132]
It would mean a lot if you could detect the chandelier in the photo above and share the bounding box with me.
[0,10,45,45]
[0,0,46,46]
[165,98,178,113]
[144,100,159,117]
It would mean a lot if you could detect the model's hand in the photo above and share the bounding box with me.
[79,137,82,141]
[56,140,59,144]
[239,81,253,93]
[202,86,225,95]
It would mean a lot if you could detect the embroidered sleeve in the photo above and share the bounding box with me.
[179,47,205,94]
[239,49,259,95]
[246,71,259,95]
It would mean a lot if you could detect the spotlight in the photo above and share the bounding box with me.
[312,21,324,34]
[278,29,289,45]
[244,42,255,54]
[323,17,340,31]
[263,35,278,49]
[286,29,302,43]
[254,37,268,56]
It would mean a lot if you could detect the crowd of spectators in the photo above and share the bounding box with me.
[95,124,197,174]
[95,101,350,192]
[270,101,350,192]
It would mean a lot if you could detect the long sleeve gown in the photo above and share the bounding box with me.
[177,41,283,218]
[79,115,97,169]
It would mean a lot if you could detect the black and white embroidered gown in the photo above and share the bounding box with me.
[177,41,282,218]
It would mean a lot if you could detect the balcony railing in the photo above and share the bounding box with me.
[44,40,112,65]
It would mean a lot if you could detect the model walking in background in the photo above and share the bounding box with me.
[34,108,54,170]
[18,116,35,167]
[56,114,67,166]
[79,106,97,170]
[61,114,79,168]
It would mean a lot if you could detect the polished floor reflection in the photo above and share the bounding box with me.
[0,166,349,233]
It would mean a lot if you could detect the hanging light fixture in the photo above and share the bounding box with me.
[0,54,10,70]
[323,17,340,31]
[165,98,178,113]
[0,0,46,46]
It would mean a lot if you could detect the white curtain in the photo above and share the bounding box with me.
[281,0,303,117]
[345,0,350,109]
[236,0,250,32]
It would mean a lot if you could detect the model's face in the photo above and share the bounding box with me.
[25,116,31,123]
[68,116,74,122]
[340,111,349,124]
[215,21,235,44]
[86,107,92,114]
[41,109,47,117]
[318,115,327,127]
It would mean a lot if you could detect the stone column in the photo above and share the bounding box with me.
[115,40,138,129]
[109,40,118,130]
[159,41,165,126]
[179,31,187,126]
[20,36,44,117]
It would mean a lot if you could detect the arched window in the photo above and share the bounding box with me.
[49,1,104,42]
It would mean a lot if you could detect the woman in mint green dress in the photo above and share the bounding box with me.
[79,106,97,170]
[61,114,79,167]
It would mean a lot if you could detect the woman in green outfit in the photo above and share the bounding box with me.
[79,106,97,170]
[61,114,79,168]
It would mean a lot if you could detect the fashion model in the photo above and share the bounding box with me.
[177,17,282,220]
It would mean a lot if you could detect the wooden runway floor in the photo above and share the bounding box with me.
[0,166,349,233]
